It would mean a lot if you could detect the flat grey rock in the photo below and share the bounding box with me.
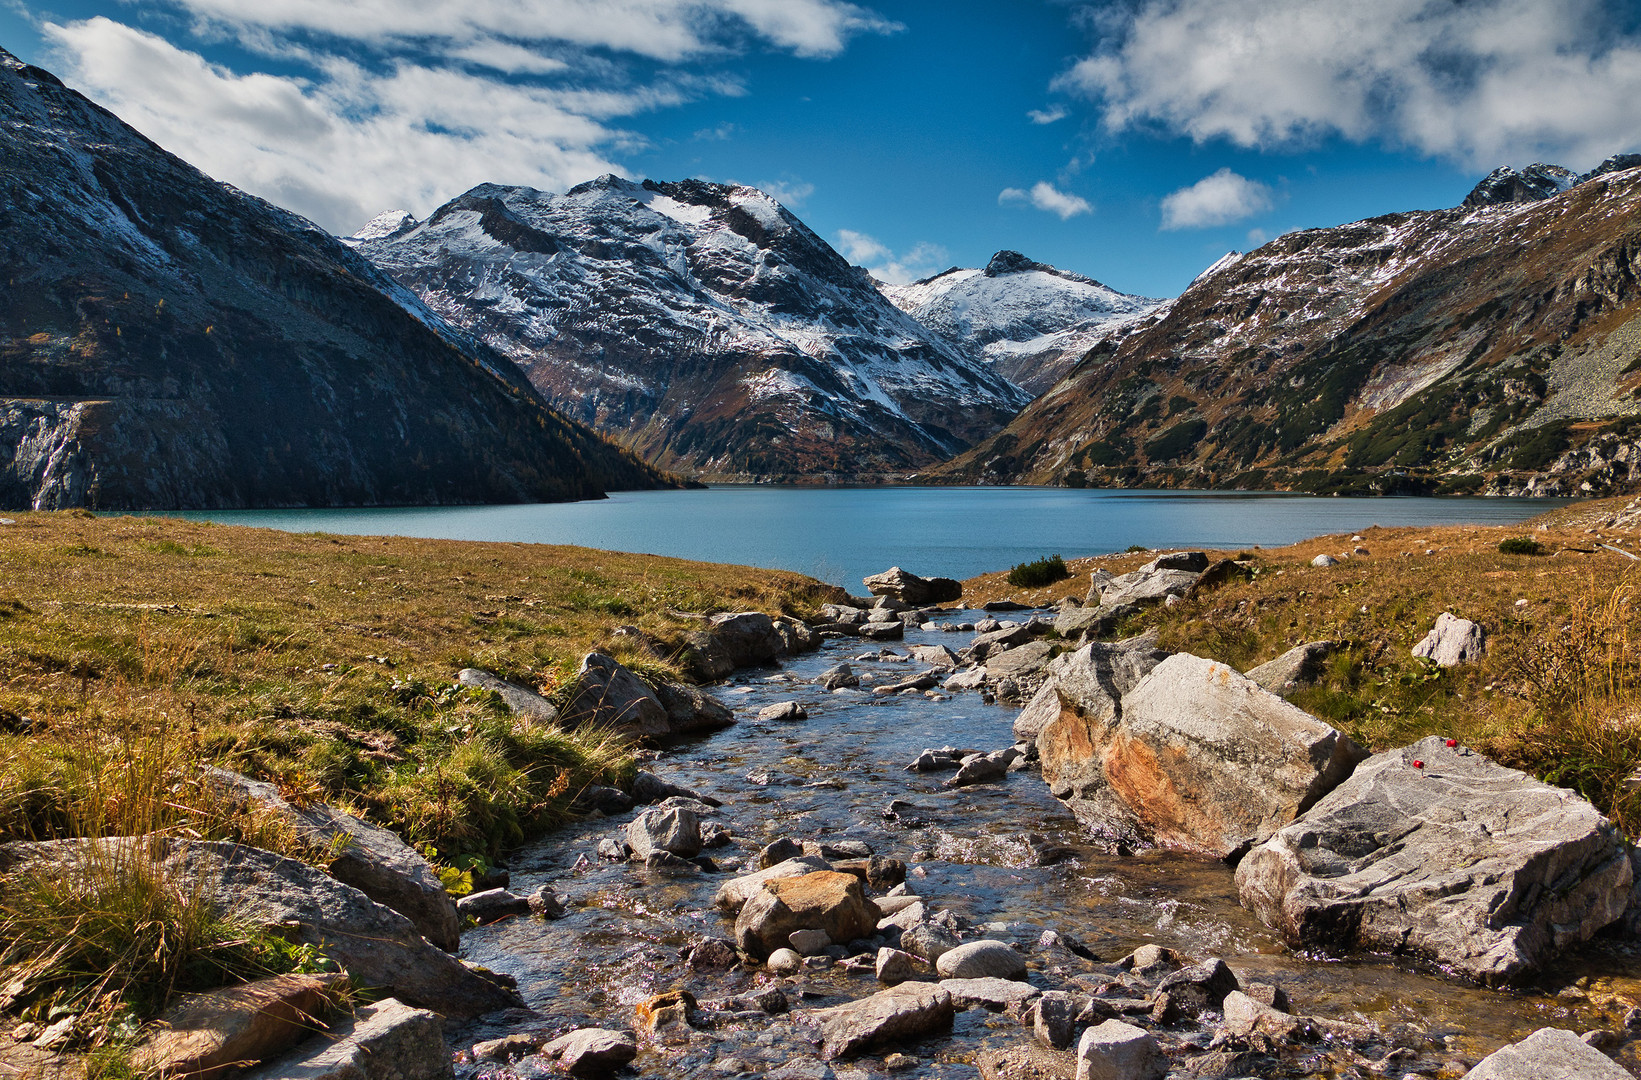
[238,998,450,1080]
[810,981,954,1060]
[1465,1026,1633,1079]
[456,668,560,727]
[1236,736,1633,984]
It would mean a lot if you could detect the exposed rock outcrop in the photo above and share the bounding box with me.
[1236,737,1634,984]
[1039,653,1367,858]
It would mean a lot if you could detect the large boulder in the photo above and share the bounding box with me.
[456,668,560,726]
[1244,641,1335,697]
[983,639,1055,681]
[652,681,735,735]
[1412,612,1487,666]
[1464,1027,1634,1079]
[1236,736,1634,985]
[626,807,703,859]
[1039,653,1367,858]
[703,612,788,667]
[1094,566,1201,608]
[809,982,954,1060]
[238,998,450,1080]
[734,870,881,959]
[0,839,518,1019]
[1014,634,1169,743]
[863,567,962,605]
[202,767,461,951]
[132,973,346,1080]
[562,652,668,740]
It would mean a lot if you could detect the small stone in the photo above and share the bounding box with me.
[788,929,832,956]
[1033,990,1077,1049]
[527,885,567,919]
[758,838,805,868]
[876,948,917,984]
[472,1032,546,1062]
[1075,1020,1166,1080]
[758,701,808,722]
[688,938,739,970]
[900,922,961,964]
[884,1052,918,1070]
[1311,554,1338,568]
[767,948,802,974]
[543,1027,639,1077]
[935,940,1027,981]
[636,989,696,1031]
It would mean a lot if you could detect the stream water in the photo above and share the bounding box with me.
[455,610,1641,1078]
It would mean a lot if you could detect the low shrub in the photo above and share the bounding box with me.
[1498,536,1545,556]
[1007,554,1070,589]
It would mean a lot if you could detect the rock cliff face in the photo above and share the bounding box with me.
[935,159,1641,498]
[880,251,1160,395]
[0,49,670,510]
[350,177,1032,481]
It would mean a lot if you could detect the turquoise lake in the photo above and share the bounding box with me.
[148,486,1566,590]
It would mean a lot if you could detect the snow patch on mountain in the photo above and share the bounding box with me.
[881,251,1162,393]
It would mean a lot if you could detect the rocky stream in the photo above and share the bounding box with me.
[447,596,1641,1080]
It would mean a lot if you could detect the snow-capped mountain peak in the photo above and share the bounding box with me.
[881,251,1162,394]
[350,176,1032,480]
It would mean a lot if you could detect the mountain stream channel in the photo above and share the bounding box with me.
[454,608,1641,1080]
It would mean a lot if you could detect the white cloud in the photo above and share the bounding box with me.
[43,17,634,233]
[998,181,1093,220]
[1159,168,1274,229]
[1056,0,1641,170]
[162,0,897,62]
[38,1,890,235]
[1027,105,1068,124]
[758,178,815,207]
[834,229,945,284]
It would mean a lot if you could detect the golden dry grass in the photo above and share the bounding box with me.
[963,501,1641,830]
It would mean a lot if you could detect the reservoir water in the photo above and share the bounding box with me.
[153,486,1565,588]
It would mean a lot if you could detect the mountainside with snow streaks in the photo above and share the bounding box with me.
[934,159,1641,498]
[0,49,670,510]
[350,176,1033,481]
[881,250,1162,395]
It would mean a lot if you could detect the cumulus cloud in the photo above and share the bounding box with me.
[1057,0,1641,170]
[998,181,1093,219]
[1159,168,1274,229]
[835,229,946,284]
[37,1,894,234]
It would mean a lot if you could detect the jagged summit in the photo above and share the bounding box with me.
[347,209,418,244]
[351,175,1028,480]
[881,252,1161,395]
[1462,154,1641,208]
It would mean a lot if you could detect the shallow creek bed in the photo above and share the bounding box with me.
[454,610,1641,1079]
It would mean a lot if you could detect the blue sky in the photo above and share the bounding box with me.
[5,0,1641,298]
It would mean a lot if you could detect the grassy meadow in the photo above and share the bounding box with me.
[2,498,1640,1064]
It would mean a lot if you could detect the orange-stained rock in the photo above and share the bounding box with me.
[734,871,880,959]
[635,989,696,1031]
[1039,652,1366,859]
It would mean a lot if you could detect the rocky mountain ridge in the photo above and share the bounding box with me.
[349,177,1035,481]
[0,50,672,510]
[879,251,1161,395]
[933,158,1641,497]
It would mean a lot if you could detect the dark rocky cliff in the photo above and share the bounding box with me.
[0,50,671,509]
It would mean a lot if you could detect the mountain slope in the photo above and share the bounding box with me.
[350,176,1032,481]
[880,250,1162,395]
[934,160,1641,498]
[0,49,670,510]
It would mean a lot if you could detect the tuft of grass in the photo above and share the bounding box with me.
[1008,554,1070,589]
[1498,536,1545,556]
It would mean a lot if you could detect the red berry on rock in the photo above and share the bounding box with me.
[1445,738,1457,748]
[1412,759,1424,769]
